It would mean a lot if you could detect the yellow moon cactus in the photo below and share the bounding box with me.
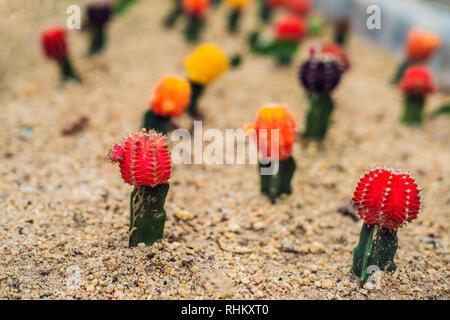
[184,43,230,85]
[227,0,251,8]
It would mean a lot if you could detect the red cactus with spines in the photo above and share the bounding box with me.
[353,168,420,230]
[42,27,67,60]
[351,167,421,285]
[398,65,434,125]
[110,130,171,187]
[41,26,81,82]
[275,15,306,41]
[109,129,172,247]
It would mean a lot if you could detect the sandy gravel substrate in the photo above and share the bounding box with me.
[0,1,449,299]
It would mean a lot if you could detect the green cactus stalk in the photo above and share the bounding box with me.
[391,60,411,85]
[228,9,241,34]
[58,56,81,83]
[258,0,271,23]
[248,32,299,65]
[401,95,425,125]
[163,0,183,28]
[187,81,205,117]
[143,110,171,134]
[89,28,106,55]
[129,183,169,247]
[184,17,203,42]
[303,93,334,140]
[114,0,139,16]
[352,223,398,285]
[210,0,221,7]
[258,156,296,203]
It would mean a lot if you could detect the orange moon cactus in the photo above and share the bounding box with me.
[245,104,297,161]
[245,104,297,203]
[405,28,441,62]
[150,75,191,117]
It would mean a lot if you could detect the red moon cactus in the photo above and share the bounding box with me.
[398,65,434,97]
[109,130,171,187]
[351,168,421,285]
[41,27,68,60]
[352,168,420,230]
[275,15,306,41]
[398,65,434,125]
[109,129,172,247]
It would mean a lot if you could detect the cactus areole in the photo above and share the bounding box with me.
[109,130,171,247]
[351,168,421,285]
[299,51,343,140]
[41,27,81,83]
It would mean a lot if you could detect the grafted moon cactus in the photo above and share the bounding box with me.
[226,0,251,34]
[351,168,421,285]
[143,75,191,134]
[109,129,171,247]
[249,14,306,65]
[391,27,441,84]
[86,1,112,54]
[298,50,344,140]
[182,0,209,42]
[245,104,297,203]
[184,43,230,116]
[41,27,81,83]
[398,65,434,125]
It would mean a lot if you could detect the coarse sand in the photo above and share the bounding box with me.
[0,0,448,299]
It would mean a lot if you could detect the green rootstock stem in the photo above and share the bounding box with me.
[184,17,203,42]
[303,93,334,141]
[57,56,81,83]
[273,41,298,66]
[228,9,241,34]
[352,223,398,285]
[129,183,169,247]
[89,28,106,55]
[258,0,272,23]
[259,156,296,204]
[402,95,425,125]
[391,60,411,85]
[187,81,205,117]
[163,5,182,28]
[248,34,298,66]
[142,110,171,134]
[114,0,139,16]
[333,31,347,47]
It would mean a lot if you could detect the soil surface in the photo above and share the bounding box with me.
[0,1,449,299]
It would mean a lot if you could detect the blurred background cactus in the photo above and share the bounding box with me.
[245,105,297,203]
[86,1,112,55]
[398,65,434,125]
[41,26,81,83]
[143,75,191,134]
[298,49,344,140]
